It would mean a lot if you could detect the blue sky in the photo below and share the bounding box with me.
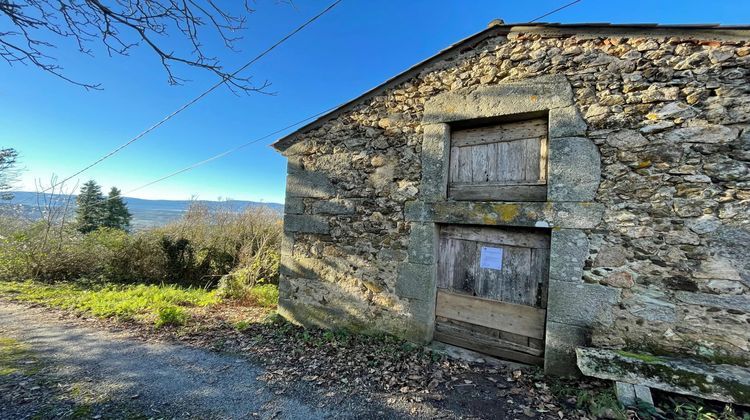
[2,0,749,203]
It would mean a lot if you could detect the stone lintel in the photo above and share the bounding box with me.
[423,75,574,124]
[576,347,750,406]
[405,200,604,229]
[547,281,621,327]
[549,229,589,283]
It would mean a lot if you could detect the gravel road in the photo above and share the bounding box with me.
[0,302,336,419]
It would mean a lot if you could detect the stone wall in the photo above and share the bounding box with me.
[276,28,750,372]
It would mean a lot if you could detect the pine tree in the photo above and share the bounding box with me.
[0,148,19,200]
[76,180,105,233]
[103,187,132,231]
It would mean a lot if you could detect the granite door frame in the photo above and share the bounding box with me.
[396,75,619,376]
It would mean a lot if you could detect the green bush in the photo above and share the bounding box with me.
[0,202,281,292]
[247,284,279,308]
[155,306,189,328]
[217,273,279,307]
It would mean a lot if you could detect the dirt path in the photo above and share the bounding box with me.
[0,302,339,419]
[0,300,603,420]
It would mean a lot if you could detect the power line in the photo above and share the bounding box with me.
[122,106,339,197]
[47,0,342,192]
[52,0,580,202]
[54,104,337,206]
[529,0,581,23]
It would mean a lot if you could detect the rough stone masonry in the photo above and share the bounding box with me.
[272,23,750,376]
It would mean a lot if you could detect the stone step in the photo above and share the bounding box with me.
[576,347,750,406]
[615,381,654,408]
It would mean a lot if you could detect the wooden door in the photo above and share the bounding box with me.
[448,117,548,201]
[434,225,550,365]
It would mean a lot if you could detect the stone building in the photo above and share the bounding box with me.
[271,22,750,377]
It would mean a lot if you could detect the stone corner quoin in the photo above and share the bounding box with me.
[273,28,750,378]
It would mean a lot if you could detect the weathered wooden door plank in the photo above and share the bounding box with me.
[448,184,547,201]
[451,118,547,147]
[434,321,544,356]
[434,329,544,365]
[440,225,550,249]
[435,290,546,339]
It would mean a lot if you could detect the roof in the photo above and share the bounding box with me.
[271,21,750,153]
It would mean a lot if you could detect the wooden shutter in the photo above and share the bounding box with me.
[448,118,548,201]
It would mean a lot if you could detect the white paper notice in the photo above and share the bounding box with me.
[479,246,504,270]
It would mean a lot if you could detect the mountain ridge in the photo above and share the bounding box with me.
[2,191,283,230]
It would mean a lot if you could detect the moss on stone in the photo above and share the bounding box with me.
[615,350,664,364]
[623,337,750,368]
[493,204,520,222]
[580,348,750,405]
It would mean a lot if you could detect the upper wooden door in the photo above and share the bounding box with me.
[434,225,550,365]
[448,118,548,201]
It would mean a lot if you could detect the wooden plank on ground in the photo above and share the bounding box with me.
[435,290,546,339]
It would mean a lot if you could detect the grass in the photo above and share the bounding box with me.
[154,306,189,328]
[547,378,629,419]
[0,280,221,326]
[660,392,750,420]
[246,283,279,308]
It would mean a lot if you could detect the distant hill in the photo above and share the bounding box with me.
[1,191,283,230]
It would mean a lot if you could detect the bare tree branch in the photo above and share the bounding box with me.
[0,0,265,92]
